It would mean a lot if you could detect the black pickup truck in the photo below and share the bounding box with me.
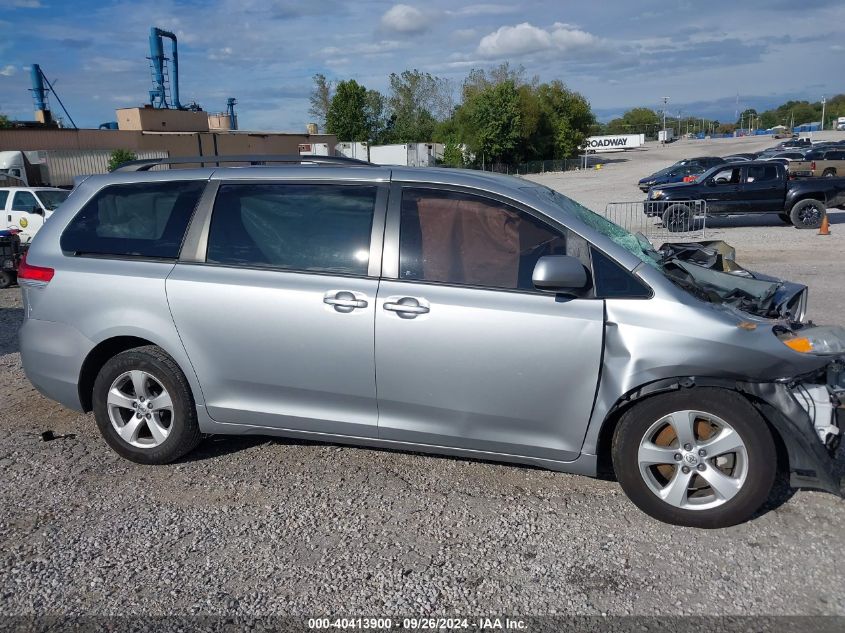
[645,161,845,230]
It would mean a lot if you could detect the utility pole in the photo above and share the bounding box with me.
[661,96,669,144]
[821,95,826,130]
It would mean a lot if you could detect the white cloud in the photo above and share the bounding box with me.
[477,22,601,58]
[380,4,433,35]
[9,0,42,7]
[0,65,16,76]
[208,46,233,60]
[447,4,518,17]
[320,40,405,57]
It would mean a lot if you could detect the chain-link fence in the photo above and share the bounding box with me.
[480,158,588,176]
[604,200,708,242]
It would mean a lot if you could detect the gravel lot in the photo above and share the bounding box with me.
[2,135,844,618]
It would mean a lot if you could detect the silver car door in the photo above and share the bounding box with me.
[167,180,387,437]
[375,184,604,462]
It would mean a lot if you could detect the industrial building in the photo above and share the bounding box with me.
[0,27,337,175]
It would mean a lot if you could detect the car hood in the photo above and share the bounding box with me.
[651,180,699,194]
[656,240,807,321]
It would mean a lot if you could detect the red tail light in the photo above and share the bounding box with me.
[17,251,54,283]
[811,161,816,171]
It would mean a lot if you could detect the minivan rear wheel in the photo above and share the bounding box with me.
[612,388,776,528]
[92,345,201,464]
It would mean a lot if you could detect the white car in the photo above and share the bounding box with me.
[1,186,70,243]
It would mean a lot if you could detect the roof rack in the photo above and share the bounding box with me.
[112,154,373,172]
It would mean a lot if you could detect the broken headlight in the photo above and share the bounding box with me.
[780,325,845,355]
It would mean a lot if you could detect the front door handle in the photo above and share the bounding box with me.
[383,297,430,318]
[324,290,368,313]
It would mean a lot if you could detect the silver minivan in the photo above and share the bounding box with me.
[17,156,843,528]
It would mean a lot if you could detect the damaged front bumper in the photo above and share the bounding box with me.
[742,359,844,495]
[658,241,809,321]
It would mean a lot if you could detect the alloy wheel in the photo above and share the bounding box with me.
[637,410,749,510]
[797,203,821,226]
[107,370,174,448]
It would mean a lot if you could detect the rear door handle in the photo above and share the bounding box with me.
[383,297,430,318]
[324,290,368,313]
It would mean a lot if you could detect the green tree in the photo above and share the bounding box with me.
[607,107,660,135]
[385,70,452,142]
[107,149,137,171]
[326,80,372,141]
[0,113,10,129]
[537,81,595,158]
[308,74,333,131]
[440,137,465,167]
[469,80,523,164]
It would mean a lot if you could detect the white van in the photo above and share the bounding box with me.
[1,187,70,243]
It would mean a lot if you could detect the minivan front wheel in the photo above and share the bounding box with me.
[612,388,776,528]
[92,345,201,464]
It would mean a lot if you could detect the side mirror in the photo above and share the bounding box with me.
[31,205,43,216]
[532,255,589,294]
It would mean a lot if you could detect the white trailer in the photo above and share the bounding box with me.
[0,149,168,188]
[658,129,674,143]
[369,143,443,166]
[583,134,645,153]
[837,117,845,131]
[335,142,369,161]
[298,143,331,156]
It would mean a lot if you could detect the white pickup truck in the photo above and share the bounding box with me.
[1,186,70,243]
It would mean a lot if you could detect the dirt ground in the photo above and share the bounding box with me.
[1,135,844,618]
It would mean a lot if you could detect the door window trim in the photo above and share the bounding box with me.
[180,179,389,280]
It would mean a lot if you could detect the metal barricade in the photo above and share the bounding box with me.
[603,199,707,243]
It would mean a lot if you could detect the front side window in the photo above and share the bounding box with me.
[12,191,39,212]
[61,181,205,258]
[712,167,740,184]
[206,184,377,276]
[399,188,566,291]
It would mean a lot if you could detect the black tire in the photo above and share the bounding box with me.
[92,345,201,464]
[612,388,776,528]
[822,169,836,177]
[790,198,826,229]
[0,271,13,289]
[661,204,692,233]
[777,212,792,224]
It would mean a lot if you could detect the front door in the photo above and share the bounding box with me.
[374,186,604,462]
[10,190,44,240]
[167,181,386,437]
[705,165,743,213]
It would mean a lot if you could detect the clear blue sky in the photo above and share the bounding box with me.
[1,0,841,131]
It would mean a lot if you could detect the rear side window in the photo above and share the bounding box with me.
[0,191,8,209]
[206,184,377,275]
[746,164,777,182]
[61,181,205,258]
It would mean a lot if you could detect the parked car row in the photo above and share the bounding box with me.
[639,140,845,199]
[646,161,845,230]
